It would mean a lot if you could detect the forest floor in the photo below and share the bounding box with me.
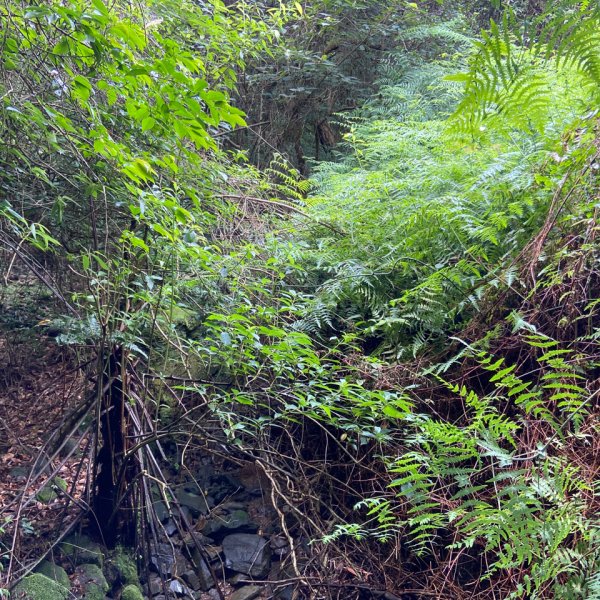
[0,301,91,584]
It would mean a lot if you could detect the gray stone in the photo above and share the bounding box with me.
[168,579,185,595]
[275,585,293,600]
[222,534,270,578]
[230,585,262,600]
[176,487,212,517]
[228,573,247,585]
[149,543,186,577]
[9,466,29,480]
[59,438,79,459]
[208,589,221,600]
[190,546,221,581]
[153,500,170,523]
[182,532,214,550]
[220,501,246,511]
[164,519,178,536]
[174,504,193,524]
[61,533,104,567]
[207,474,242,502]
[202,510,257,539]
[146,575,163,596]
[182,569,200,591]
[189,554,214,591]
[73,563,109,599]
[204,545,222,561]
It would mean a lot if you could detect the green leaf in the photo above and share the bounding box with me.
[141,117,156,132]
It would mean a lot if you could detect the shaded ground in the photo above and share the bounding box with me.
[0,274,91,585]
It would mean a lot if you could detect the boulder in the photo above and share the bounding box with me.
[182,569,201,591]
[189,554,215,591]
[149,543,187,577]
[61,533,104,567]
[153,500,170,523]
[72,563,109,600]
[206,473,243,502]
[35,560,70,590]
[36,477,67,503]
[222,534,270,578]
[121,584,144,600]
[168,579,186,596]
[11,573,69,600]
[164,518,178,536]
[176,486,212,517]
[231,586,263,600]
[105,546,138,586]
[202,510,257,539]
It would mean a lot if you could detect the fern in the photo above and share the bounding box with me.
[450,2,600,137]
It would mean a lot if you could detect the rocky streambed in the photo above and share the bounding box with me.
[11,462,298,600]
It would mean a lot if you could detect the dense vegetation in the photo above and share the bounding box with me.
[0,0,599,598]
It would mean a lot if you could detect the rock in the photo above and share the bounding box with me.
[220,501,246,511]
[194,464,214,484]
[202,510,257,539]
[153,500,170,523]
[168,579,185,595]
[146,575,163,596]
[275,585,294,600]
[222,534,270,578]
[73,563,109,600]
[230,585,262,600]
[164,518,178,536]
[106,546,138,586]
[269,563,295,600]
[176,486,212,517]
[182,569,200,591]
[203,545,222,561]
[206,474,242,502]
[228,573,247,585]
[189,554,214,591]
[269,535,289,558]
[9,466,29,480]
[61,533,104,567]
[58,437,79,459]
[173,504,193,524]
[35,560,70,590]
[149,543,186,577]
[36,477,66,503]
[121,584,145,600]
[182,532,214,550]
[11,573,69,599]
[208,589,221,600]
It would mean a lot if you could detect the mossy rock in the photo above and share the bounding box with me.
[35,560,70,590]
[11,573,69,600]
[121,584,145,600]
[60,532,104,567]
[36,478,67,503]
[106,546,139,586]
[73,563,109,600]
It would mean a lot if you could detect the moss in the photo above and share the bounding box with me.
[36,484,57,504]
[35,561,70,590]
[108,546,139,586]
[73,563,109,600]
[121,584,145,600]
[11,573,69,600]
